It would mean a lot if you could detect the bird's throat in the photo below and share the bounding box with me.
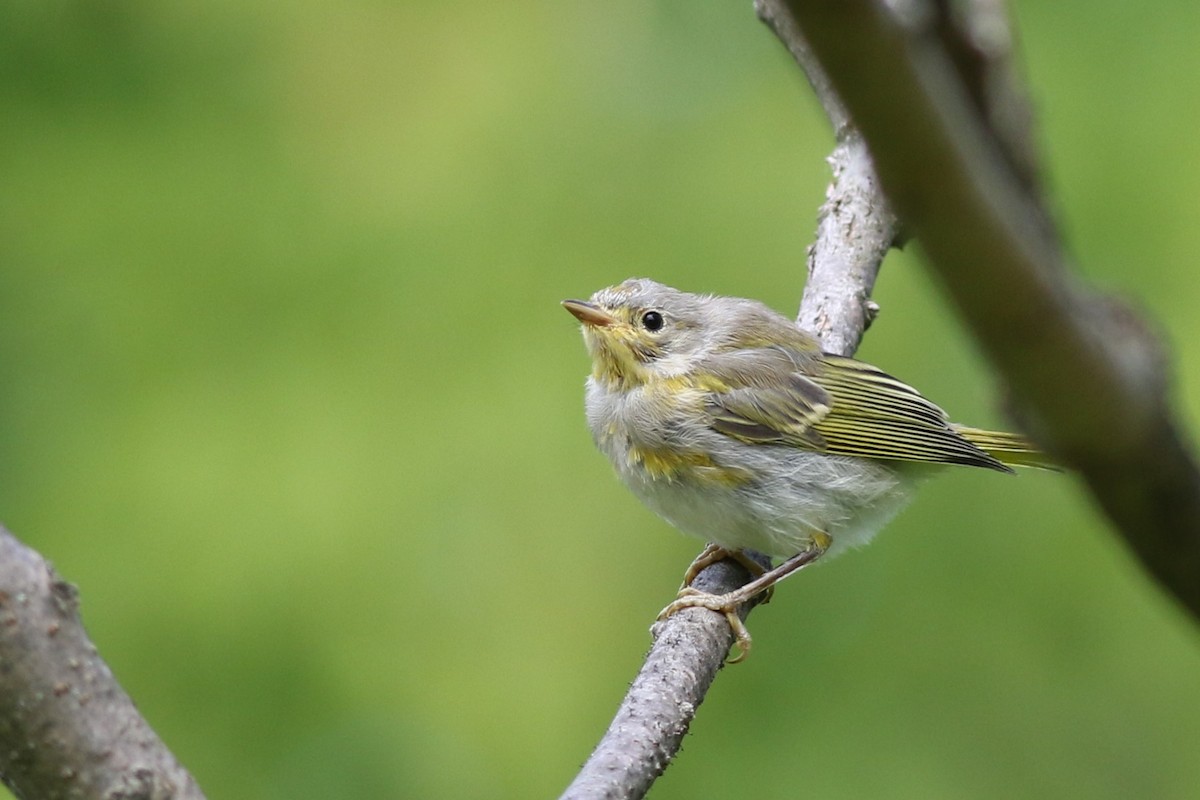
[586,331,655,389]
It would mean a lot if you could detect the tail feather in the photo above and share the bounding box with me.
[953,425,1060,471]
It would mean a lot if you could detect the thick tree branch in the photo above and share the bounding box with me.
[566,2,1199,797]
[0,526,206,800]
[929,0,1044,199]
[561,6,896,798]
[783,0,1200,615]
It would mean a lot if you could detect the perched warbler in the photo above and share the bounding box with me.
[563,278,1051,659]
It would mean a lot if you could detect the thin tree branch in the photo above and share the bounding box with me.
[0,526,206,800]
[783,0,1200,613]
[757,0,899,357]
[568,1,1199,796]
[793,133,893,357]
[560,5,897,798]
[559,559,762,800]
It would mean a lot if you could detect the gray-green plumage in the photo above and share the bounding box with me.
[566,278,1049,560]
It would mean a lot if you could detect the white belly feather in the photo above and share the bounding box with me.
[585,378,918,560]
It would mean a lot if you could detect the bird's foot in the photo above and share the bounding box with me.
[657,534,832,664]
[657,587,755,663]
[679,544,770,592]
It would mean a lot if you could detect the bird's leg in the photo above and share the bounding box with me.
[657,533,831,663]
[678,543,768,589]
[678,544,776,609]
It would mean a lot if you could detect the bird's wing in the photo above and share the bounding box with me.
[701,349,1010,472]
[700,347,832,449]
[809,355,1010,471]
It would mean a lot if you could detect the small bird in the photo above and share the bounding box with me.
[563,278,1052,660]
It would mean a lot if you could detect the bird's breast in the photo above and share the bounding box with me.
[584,379,752,488]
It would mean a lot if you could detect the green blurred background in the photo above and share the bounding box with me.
[2,2,1199,798]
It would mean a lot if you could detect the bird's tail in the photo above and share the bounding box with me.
[953,425,1060,471]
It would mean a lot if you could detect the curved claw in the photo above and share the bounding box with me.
[656,588,753,663]
[680,545,771,589]
[655,536,832,664]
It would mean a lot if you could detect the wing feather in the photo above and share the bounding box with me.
[698,348,1011,472]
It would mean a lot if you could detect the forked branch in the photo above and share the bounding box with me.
[563,1,1199,798]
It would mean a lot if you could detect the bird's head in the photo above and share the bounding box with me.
[563,278,816,388]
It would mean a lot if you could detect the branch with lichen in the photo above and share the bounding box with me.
[559,5,896,799]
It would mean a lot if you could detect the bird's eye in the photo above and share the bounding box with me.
[641,311,664,331]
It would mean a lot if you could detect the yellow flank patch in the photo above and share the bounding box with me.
[666,372,729,394]
[627,446,752,486]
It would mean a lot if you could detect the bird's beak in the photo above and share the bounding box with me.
[562,299,617,327]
